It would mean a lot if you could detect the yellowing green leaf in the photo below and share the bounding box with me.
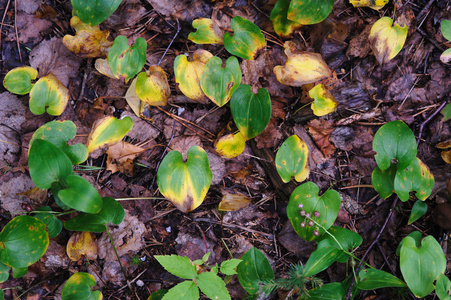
[215,131,246,158]
[62,272,102,300]
[309,84,338,116]
[66,232,98,261]
[369,17,408,65]
[174,49,213,101]
[287,0,334,25]
[63,16,112,58]
[270,0,303,38]
[188,18,224,45]
[349,0,388,10]
[274,42,332,87]
[3,66,37,95]
[86,116,133,153]
[108,36,147,83]
[135,66,170,106]
[275,135,309,183]
[29,73,69,116]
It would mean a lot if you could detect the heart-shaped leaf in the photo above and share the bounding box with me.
[275,135,309,183]
[31,120,88,165]
[356,268,407,290]
[287,0,334,25]
[62,272,102,300]
[369,17,408,65]
[108,35,147,83]
[270,0,303,38]
[34,206,63,239]
[349,0,389,10]
[371,164,396,199]
[394,157,434,202]
[174,49,213,101]
[309,83,338,116]
[157,146,212,213]
[71,0,122,26]
[188,18,224,45]
[29,73,69,115]
[436,274,451,300]
[86,116,133,153]
[197,272,231,300]
[236,247,274,295]
[223,16,265,60]
[58,175,102,214]
[64,197,125,232]
[373,120,417,170]
[0,216,49,269]
[287,182,341,241]
[230,84,271,140]
[400,233,446,298]
[28,139,73,189]
[3,66,37,95]
[155,255,197,280]
[135,66,170,106]
[200,56,242,107]
[215,131,246,159]
[407,200,428,225]
[66,232,98,261]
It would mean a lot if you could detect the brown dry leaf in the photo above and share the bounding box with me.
[5,12,52,45]
[218,189,251,212]
[66,232,98,261]
[17,186,47,204]
[306,119,336,158]
[106,141,145,176]
[441,150,451,164]
[346,24,372,58]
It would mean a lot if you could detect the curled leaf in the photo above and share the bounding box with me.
[369,17,408,65]
[135,65,170,106]
[86,116,133,153]
[349,0,389,10]
[223,16,265,60]
[188,18,224,45]
[215,131,246,159]
[29,73,69,115]
[309,83,338,116]
[66,232,98,261]
[275,135,309,183]
[3,66,37,95]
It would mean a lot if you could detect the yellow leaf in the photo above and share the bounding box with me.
[274,41,332,86]
[369,17,408,65]
[86,116,133,153]
[309,84,338,116]
[215,131,246,158]
[135,66,170,106]
[218,190,251,211]
[66,232,98,261]
[106,141,145,175]
[63,16,112,58]
[349,0,388,10]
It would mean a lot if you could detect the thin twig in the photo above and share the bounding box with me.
[0,0,12,49]
[157,19,180,66]
[14,0,21,62]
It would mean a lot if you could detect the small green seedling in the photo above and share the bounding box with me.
[230,84,271,140]
[270,0,303,38]
[157,146,212,213]
[86,115,133,153]
[71,0,122,26]
[223,16,265,60]
[275,135,309,183]
[135,65,171,106]
[369,17,408,65]
[188,18,224,45]
[287,0,334,25]
[236,247,274,296]
[440,20,451,64]
[62,272,102,300]
[309,83,338,116]
[2,66,37,94]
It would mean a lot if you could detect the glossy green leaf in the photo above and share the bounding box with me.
[356,268,407,290]
[58,175,102,214]
[148,289,168,300]
[215,131,246,159]
[369,17,408,65]
[29,73,69,115]
[197,272,231,300]
[34,206,63,239]
[162,281,198,300]
[157,146,212,213]
[237,247,274,295]
[223,16,265,60]
[62,272,102,300]
[30,120,88,165]
[371,164,396,199]
[0,262,9,283]
[300,282,345,300]
[108,35,147,83]
[400,233,446,298]
[155,255,197,279]
[71,0,122,26]
[317,226,363,255]
[436,274,451,300]
[287,182,341,241]
[64,197,125,232]
[230,84,271,140]
[188,18,224,44]
[275,135,309,183]
[28,139,73,189]
[220,259,242,276]
[200,56,242,107]
[270,0,303,38]
[3,66,37,95]
[309,83,338,116]
[0,216,49,269]
[287,0,334,25]
[373,120,417,170]
[407,200,428,225]
[394,157,434,202]
[135,66,170,106]
[441,20,451,41]
[303,242,342,277]
[12,266,27,279]
[86,116,133,153]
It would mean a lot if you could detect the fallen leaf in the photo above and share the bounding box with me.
[66,232,98,262]
[135,65,171,106]
[86,116,133,153]
[106,141,145,175]
[369,17,408,65]
[306,119,336,158]
[309,83,338,116]
[218,190,251,212]
[215,131,246,159]
[188,18,224,44]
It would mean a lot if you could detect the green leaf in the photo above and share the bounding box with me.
[400,233,446,298]
[202,252,210,262]
[188,18,224,45]
[236,247,274,295]
[287,0,334,25]
[86,116,133,153]
[30,120,88,165]
[230,84,271,140]
[62,272,102,300]
[441,20,451,41]
[303,241,342,277]
[108,35,147,83]
[270,0,303,38]
[373,120,417,170]
[157,146,212,213]
[442,103,451,121]
[148,289,168,300]
[317,226,363,254]
[29,73,69,115]
[155,255,197,280]
[300,282,346,300]
[0,289,3,300]
[394,157,434,202]
[162,281,199,300]
[396,231,422,256]
[197,272,231,300]
[371,164,396,199]
[287,182,341,241]
[407,200,428,225]
[0,216,49,269]
[71,0,122,26]
[220,259,242,276]
[223,16,265,60]
[3,66,37,95]
[58,175,102,214]
[200,56,242,107]
[34,206,63,239]
[436,274,451,300]
[135,66,170,106]
[28,139,73,189]
[356,268,407,290]
[64,197,125,232]
[275,135,309,183]
[12,266,27,279]
[0,262,9,283]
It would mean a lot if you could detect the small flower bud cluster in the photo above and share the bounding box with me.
[298,203,320,236]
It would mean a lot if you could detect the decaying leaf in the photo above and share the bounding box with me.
[309,84,338,116]
[218,190,251,211]
[307,119,336,158]
[66,232,98,261]
[106,141,145,175]
[135,65,170,106]
[349,0,389,10]
[86,116,133,153]
[274,41,332,87]
[270,0,303,38]
[215,131,246,159]
[63,16,112,58]
[188,18,224,45]
[29,73,69,116]
[369,17,408,65]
